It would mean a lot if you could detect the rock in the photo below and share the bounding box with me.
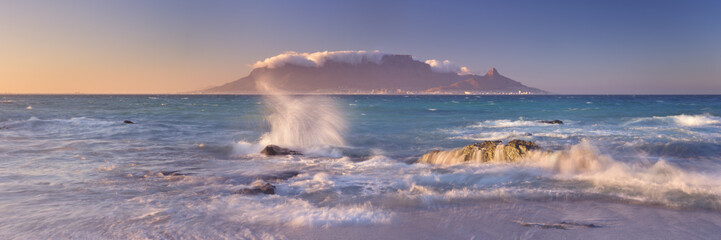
[257,171,301,182]
[515,220,601,229]
[234,182,275,195]
[417,150,441,163]
[538,120,563,124]
[123,120,134,124]
[418,139,540,165]
[467,140,501,162]
[261,145,302,156]
[159,171,186,176]
[504,139,539,161]
[418,140,502,164]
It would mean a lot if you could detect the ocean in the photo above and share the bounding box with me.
[1,94,721,239]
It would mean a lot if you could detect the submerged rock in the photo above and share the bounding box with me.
[257,171,301,182]
[234,182,276,195]
[538,120,563,124]
[515,220,601,229]
[418,139,540,165]
[260,145,302,156]
[123,120,134,124]
[159,171,186,176]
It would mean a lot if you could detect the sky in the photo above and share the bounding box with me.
[1,0,719,94]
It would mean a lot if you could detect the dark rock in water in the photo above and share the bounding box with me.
[538,120,563,124]
[257,171,301,182]
[261,145,302,156]
[159,171,186,176]
[560,221,602,228]
[123,120,134,124]
[504,139,539,161]
[515,220,601,230]
[418,139,540,165]
[234,182,276,195]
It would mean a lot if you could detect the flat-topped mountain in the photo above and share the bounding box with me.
[199,51,546,94]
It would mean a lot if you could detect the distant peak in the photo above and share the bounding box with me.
[487,68,499,76]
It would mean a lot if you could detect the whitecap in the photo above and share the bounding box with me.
[473,118,552,128]
[232,140,264,156]
[627,114,720,127]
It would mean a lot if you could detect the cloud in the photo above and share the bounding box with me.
[424,59,472,75]
[252,50,473,75]
[252,50,385,69]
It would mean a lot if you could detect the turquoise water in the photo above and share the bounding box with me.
[1,95,721,239]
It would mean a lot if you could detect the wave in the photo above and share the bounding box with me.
[232,81,347,158]
[527,141,721,209]
[449,131,531,141]
[414,140,721,209]
[209,196,392,227]
[473,118,552,128]
[669,114,720,127]
[232,141,265,156]
[2,117,117,130]
[258,94,346,149]
[627,113,720,127]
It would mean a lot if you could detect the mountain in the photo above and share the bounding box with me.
[424,68,545,93]
[199,53,546,94]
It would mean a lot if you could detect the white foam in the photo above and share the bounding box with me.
[211,196,393,227]
[668,114,720,127]
[449,131,529,141]
[410,139,721,208]
[474,118,549,128]
[232,141,264,156]
[521,140,721,207]
[627,114,720,127]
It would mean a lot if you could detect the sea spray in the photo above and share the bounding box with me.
[249,78,347,156]
[417,139,721,209]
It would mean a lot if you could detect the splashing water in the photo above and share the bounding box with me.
[254,79,346,153]
[259,94,346,148]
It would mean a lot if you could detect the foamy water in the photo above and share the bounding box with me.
[1,95,721,239]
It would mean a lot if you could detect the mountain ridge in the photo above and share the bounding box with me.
[198,52,546,94]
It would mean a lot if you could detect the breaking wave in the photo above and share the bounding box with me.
[258,94,346,150]
[627,114,721,127]
[210,196,393,227]
[473,118,551,128]
[414,140,721,209]
[234,79,347,157]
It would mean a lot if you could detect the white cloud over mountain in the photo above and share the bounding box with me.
[252,50,472,75]
[424,59,472,75]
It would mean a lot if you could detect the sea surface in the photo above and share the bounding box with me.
[1,94,721,239]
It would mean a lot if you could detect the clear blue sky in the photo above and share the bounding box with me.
[1,0,719,94]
